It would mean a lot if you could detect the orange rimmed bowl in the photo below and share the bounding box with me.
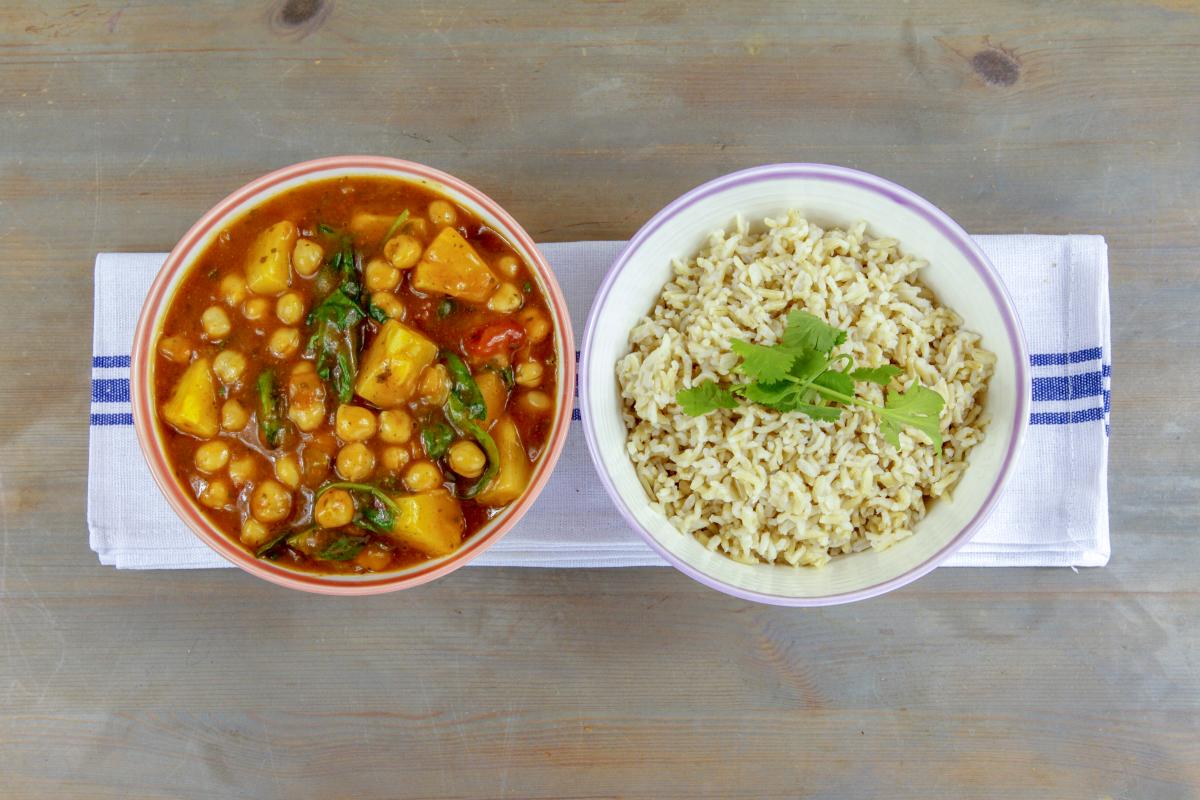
[131,156,575,594]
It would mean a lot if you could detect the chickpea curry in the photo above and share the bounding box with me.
[155,177,558,574]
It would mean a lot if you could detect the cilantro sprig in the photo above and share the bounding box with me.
[674,311,945,450]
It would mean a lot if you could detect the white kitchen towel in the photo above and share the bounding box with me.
[89,237,1110,569]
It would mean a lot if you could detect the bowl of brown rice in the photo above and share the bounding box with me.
[580,164,1030,605]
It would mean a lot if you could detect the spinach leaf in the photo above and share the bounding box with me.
[445,393,501,499]
[381,210,411,243]
[442,352,487,421]
[355,502,394,535]
[304,243,366,405]
[317,535,366,561]
[256,369,287,448]
[421,422,455,459]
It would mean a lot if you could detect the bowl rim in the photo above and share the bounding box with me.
[579,162,1031,606]
[130,155,576,595]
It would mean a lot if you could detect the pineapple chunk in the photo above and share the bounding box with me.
[388,489,465,557]
[161,358,220,438]
[475,416,532,507]
[410,227,499,302]
[354,319,439,408]
[244,221,297,295]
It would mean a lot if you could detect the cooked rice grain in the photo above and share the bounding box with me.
[616,212,995,567]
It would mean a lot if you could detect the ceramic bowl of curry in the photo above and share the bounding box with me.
[131,156,574,594]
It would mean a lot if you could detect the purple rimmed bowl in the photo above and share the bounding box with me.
[580,164,1030,606]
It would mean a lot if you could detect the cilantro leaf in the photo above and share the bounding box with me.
[741,380,797,409]
[783,401,844,421]
[731,340,794,383]
[788,350,830,382]
[780,311,846,355]
[811,369,855,398]
[878,385,945,450]
[676,380,738,416]
[850,365,903,386]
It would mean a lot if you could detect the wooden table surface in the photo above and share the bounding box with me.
[2,2,1198,797]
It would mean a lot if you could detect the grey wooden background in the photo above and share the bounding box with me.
[1,1,1198,798]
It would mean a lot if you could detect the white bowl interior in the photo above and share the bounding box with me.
[583,170,1025,601]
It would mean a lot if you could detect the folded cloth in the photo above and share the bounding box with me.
[89,236,1110,569]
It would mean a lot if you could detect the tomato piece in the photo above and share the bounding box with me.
[464,320,525,358]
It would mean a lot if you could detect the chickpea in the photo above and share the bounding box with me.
[495,255,521,279]
[158,335,192,364]
[201,305,232,340]
[199,479,232,510]
[274,454,301,489]
[335,442,376,481]
[220,273,247,307]
[212,350,247,385]
[240,517,271,547]
[417,364,450,405]
[250,479,293,523]
[276,292,306,325]
[242,297,270,321]
[517,308,551,344]
[364,257,400,292]
[228,455,258,487]
[405,217,430,239]
[287,366,326,432]
[427,199,457,227]
[515,360,544,388]
[381,446,411,472]
[487,282,524,314]
[193,440,231,473]
[268,327,301,359]
[314,488,355,528]
[378,409,413,444]
[221,399,249,431]
[292,239,324,277]
[335,404,378,442]
[370,291,406,320]
[447,440,486,479]
[519,390,553,413]
[384,234,422,269]
[403,460,443,492]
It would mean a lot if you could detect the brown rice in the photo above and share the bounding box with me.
[616,211,995,567]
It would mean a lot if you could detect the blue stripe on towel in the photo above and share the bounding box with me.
[1031,370,1105,402]
[1029,407,1106,426]
[93,355,132,368]
[91,413,134,426]
[1030,347,1104,366]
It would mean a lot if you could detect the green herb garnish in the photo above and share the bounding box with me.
[437,299,456,319]
[255,368,287,448]
[367,303,390,324]
[674,311,945,450]
[421,422,455,459]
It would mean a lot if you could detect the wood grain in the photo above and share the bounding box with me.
[1,1,1198,797]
